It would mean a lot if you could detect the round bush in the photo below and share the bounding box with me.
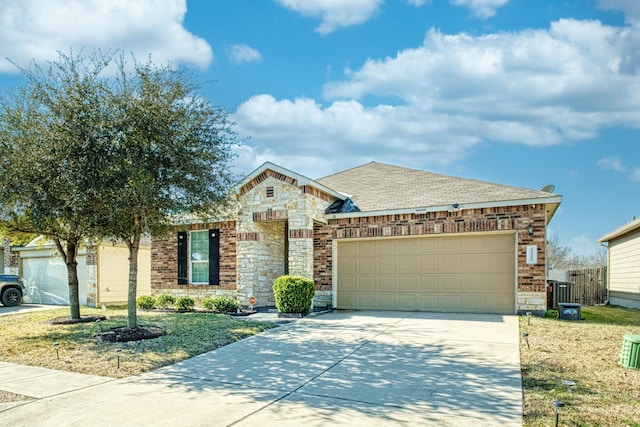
[202,296,242,313]
[155,294,176,309]
[272,275,315,314]
[174,296,195,311]
[136,295,156,310]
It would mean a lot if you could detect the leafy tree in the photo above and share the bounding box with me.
[100,57,237,328]
[0,51,117,319]
[0,51,238,328]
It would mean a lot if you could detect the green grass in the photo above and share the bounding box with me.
[0,306,276,378]
[521,305,640,426]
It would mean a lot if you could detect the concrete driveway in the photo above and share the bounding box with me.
[0,304,63,317]
[0,311,522,426]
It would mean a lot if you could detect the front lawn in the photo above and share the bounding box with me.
[521,305,640,426]
[0,306,276,378]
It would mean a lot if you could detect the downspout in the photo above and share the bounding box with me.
[599,241,609,306]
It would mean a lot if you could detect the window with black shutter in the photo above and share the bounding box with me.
[177,231,188,284]
[209,229,220,285]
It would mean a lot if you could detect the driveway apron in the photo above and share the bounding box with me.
[0,311,522,426]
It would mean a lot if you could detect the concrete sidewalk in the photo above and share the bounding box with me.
[0,311,523,426]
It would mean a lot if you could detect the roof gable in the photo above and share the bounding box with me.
[235,161,346,201]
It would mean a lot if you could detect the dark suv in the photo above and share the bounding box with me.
[0,275,26,307]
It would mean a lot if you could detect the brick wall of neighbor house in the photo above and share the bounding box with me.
[313,204,548,312]
[236,175,331,307]
[150,221,237,300]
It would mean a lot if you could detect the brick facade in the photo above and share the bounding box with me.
[150,221,237,299]
[150,164,553,313]
[313,204,548,311]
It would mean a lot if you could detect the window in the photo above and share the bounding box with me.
[177,229,220,285]
[190,230,209,283]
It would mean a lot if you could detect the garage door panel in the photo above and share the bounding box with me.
[378,276,396,290]
[337,234,515,314]
[440,276,463,291]
[358,258,376,272]
[378,257,395,273]
[440,255,462,273]
[441,238,462,252]
[418,256,439,272]
[377,294,397,310]
[397,294,417,310]
[356,277,376,291]
[398,276,418,291]
[397,256,417,272]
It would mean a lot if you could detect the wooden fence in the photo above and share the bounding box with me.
[568,267,607,306]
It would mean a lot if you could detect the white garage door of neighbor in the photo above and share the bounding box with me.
[337,233,516,314]
[22,256,88,305]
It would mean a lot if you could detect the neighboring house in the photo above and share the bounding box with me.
[16,237,151,307]
[151,161,562,315]
[598,218,640,309]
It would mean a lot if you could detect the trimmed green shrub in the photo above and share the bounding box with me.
[136,295,156,310]
[155,294,176,309]
[273,275,315,314]
[202,296,242,313]
[175,296,195,311]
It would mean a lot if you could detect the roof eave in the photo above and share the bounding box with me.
[326,195,563,221]
[598,217,640,243]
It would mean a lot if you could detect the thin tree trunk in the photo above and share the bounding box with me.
[126,216,142,329]
[55,237,81,320]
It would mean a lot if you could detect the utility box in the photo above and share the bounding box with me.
[558,302,581,321]
[619,335,640,370]
[547,280,574,310]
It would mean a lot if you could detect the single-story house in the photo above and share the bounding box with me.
[598,218,640,309]
[15,237,151,307]
[151,161,562,314]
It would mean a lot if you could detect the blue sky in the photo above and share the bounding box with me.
[1,0,639,257]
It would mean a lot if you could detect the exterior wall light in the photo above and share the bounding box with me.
[528,224,534,236]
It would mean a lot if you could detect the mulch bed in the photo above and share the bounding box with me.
[95,325,167,343]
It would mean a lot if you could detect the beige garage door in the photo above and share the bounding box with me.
[337,233,515,313]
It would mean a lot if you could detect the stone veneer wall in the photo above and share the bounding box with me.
[150,221,237,300]
[236,176,331,307]
[313,204,549,312]
[236,222,285,306]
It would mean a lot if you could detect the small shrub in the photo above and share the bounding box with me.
[273,275,315,314]
[155,294,176,309]
[201,296,216,310]
[203,296,242,313]
[175,296,195,311]
[136,295,156,310]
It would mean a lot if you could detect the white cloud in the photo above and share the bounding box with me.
[226,44,262,65]
[407,0,429,6]
[236,18,640,174]
[0,0,212,73]
[450,0,509,19]
[597,156,626,172]
[598,0,640,25]
[275,0,383,34]
[597,157,640,181]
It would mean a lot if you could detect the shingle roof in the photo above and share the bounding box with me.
[316,161,558,212]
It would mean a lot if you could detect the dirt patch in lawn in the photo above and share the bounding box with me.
[48,315,107,325]
[95,325,167,343]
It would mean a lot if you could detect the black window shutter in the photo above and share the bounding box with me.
[209,229,220,285]
[177,231,188,285]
